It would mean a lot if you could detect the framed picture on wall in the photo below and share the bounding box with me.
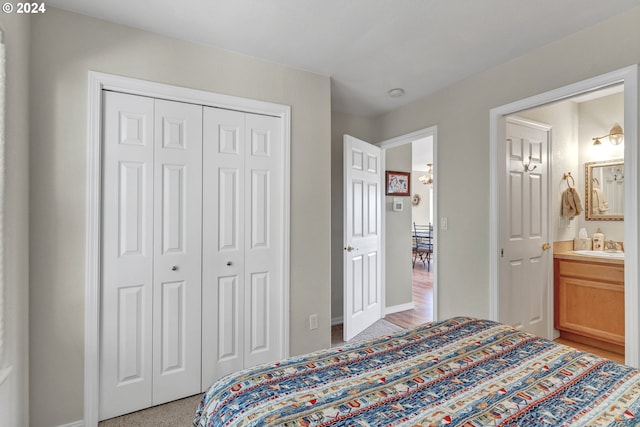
[385,171,410,196]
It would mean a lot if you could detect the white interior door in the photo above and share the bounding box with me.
[151,99,203,405]
[499,117,551,338]
[101,92,154,419]
[201,108,284,388]
[343,135,382,341]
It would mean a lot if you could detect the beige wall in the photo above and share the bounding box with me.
[375,6,640,320]
[0,12,30,427]
[330,112,378,321]
[384,145,413,308]
[29,8,331,426]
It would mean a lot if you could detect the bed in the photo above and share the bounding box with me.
[193,317,640,426]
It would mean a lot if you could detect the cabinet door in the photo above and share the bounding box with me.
[152,99,203,404]
[101,92,154,420]
[202,108,246,387]
[558,275,624,346]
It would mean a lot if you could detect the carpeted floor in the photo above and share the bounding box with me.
[98,394,201,427]
[331,318,403,347]
[99,319,403,426]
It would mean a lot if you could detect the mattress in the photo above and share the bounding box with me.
[194,317,640,426]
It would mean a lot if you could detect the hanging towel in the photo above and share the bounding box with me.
[591,188,609,214]
[590,177,609,214]
[562,187,583,218]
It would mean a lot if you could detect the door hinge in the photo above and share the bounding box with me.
[501,248,504,258]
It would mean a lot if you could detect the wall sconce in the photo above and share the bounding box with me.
[593,124,624,146]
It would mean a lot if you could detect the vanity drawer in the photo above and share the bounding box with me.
[557,259,624,283]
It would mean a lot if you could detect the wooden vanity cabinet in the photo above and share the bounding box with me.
[554,256,624,354]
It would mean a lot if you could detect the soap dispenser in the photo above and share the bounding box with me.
[593,228,605,251]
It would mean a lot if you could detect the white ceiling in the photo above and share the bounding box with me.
[46,0,640,117]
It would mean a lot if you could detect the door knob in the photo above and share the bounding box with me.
[171,266,178,271]
[542,243,551,251]
[344,245,357,252]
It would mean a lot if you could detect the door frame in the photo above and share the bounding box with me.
[84,71,291,427]
[489,65,639,366]
[377,125,439,321]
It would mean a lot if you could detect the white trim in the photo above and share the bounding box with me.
[384,302,415,315]
[57,421,84,427]
[377,125,439,321]
[85,71,291,427]
[489,65,639,367]
[331,316,344,326]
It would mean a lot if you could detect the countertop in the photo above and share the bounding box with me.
[554,251,624,265]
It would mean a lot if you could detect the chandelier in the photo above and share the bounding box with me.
[418,163,433,186]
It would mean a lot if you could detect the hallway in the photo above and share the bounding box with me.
[385,262,433,328]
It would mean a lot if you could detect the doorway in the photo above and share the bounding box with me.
[378,126,438,327]
[490,65,639,367]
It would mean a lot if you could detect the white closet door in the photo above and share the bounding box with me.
[152,99,203,404]
[243,113,283,368]
[202,108,246,387]
[201,108,284,388]
[100,92,154,420]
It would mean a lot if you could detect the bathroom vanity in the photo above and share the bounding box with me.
[554,250,624,354]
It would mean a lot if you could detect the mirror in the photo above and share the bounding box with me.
[585,159,624,221]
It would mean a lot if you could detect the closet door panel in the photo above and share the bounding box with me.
[100,92,154,420]
[201,274,243,388]
[244,114,283,367]
[152,99,203,404]
[202,108,246,387]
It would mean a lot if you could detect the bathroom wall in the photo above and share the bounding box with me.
[577,92,625,242]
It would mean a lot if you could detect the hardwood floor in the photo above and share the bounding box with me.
[384,261,433,328]
[554,337,624,364]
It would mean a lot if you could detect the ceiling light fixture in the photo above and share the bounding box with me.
[593,124,624,146]
[418,163,433,186]
[388,88,405,98]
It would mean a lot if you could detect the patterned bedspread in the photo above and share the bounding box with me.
[194,317,640,426]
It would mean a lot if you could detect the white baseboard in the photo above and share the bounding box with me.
[331,316,343,326]
[58,421,84,427]
[384,302,414,315]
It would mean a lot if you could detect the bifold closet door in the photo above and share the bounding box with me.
[100,92,203,420]
[101,92,154,419]
[151,99,203,405]
[201,108,283,388]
